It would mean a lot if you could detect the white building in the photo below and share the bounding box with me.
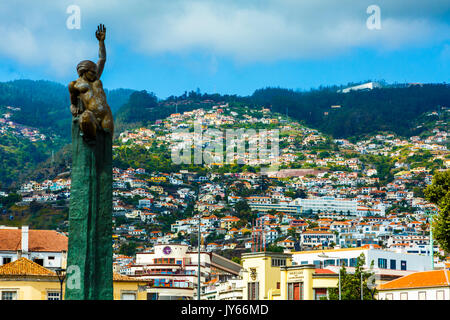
[378,269,450,300]
[129,244,241,300]
[292,246,433,273]
[0,226,67,271]
[292,197,359,215]
[339,81,381,93]
[201,277,244,300]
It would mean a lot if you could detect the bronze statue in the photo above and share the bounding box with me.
[66,24,114,300]
[69,24,114,140]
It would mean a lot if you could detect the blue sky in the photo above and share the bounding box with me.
[0,0,449,98]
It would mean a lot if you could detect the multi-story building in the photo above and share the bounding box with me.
[201,277,244,300]
[300,230,336,248]
[292,197,358,215]
[0,226,67,271]
[128,243,241,300]
[241,252,338,300]
[292,246,433,283]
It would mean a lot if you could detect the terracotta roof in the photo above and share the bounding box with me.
[379,270,450,290]
[113,272,144,282]
[314,268,336,274]
[0,229,68,252]
[0,258,56,277]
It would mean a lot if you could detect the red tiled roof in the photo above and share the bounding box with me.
[314,268,336,274]
[379,270,450,290]
[0,229,68,252]
[0,258,56,277]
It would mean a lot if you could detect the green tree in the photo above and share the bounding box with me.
[424,170,450,253]
[328,253,377,300]
[119,242,138,256]
[265,244,284,253]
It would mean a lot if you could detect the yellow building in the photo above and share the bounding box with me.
[112,272,148,300]
[150,176,167,183]
[241,252,338,300]
[241,252,293,300]
[280,264,338,300]
[0,257,61,300]
[0,258,148,300]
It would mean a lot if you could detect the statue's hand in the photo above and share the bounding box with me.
[95,24,106,41]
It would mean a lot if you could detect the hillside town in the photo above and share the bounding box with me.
[1,103,449,300]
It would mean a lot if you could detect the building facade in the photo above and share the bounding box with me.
[0,226,67,271]
[378,269,450,300]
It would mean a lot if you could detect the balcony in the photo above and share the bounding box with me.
[135,269,197,276]
[148,280,194,289]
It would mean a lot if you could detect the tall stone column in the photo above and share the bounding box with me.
[65,24,114,300]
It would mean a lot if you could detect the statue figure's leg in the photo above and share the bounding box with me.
[101,113,114,136]
[79,110,98,141]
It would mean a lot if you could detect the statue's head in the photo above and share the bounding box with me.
[77,60,97,82]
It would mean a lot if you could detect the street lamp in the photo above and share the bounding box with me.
[198,211,201,300]
[318,253,341,300]
[55,268,66,300]
[426,207,438,270]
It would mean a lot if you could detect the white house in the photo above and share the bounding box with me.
[378,269,450,300]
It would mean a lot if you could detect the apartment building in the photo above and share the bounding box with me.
[129,243,241,300]
[0,226,67,271]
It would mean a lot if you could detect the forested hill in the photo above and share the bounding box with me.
[247,84,449,138]
[0,80,135,139]
[1,80,448,140]
[115,83,449,139]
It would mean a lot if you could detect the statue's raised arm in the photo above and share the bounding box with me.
[96,24,106,79]
[69,23,114,141]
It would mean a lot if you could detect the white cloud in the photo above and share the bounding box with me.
[0,0,448,77]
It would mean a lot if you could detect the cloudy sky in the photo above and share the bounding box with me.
[0,0,449,98]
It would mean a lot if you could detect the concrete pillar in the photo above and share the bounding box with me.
[21,226,29,258]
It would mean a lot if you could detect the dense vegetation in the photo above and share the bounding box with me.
[0,80,134,187]
[246,84,449,138]
[0,80,134,139]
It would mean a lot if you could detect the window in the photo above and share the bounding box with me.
[314,288,327,300]
[33,258,44,266]
[349,258,358,267]
[390,259,396,270]
[418,291,426,300]
[2,257,11,265]
[248,282,259,300]
[400,292,408,300]
[378,258,387,269]
[400,260,407,271]
[271,259,286,267]
[121,292,137,300]
[338,259,348,266]
[324,259,335,267]
[436,290,445,300]
[1,291,17,300]
[276,282,280,289]
[301,261,308,265]
[47,291,61,300]
[385,293,393,300]
[147,293,158,300]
